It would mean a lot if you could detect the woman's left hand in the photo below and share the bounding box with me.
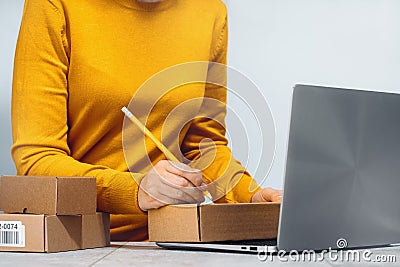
[251,187,283,203]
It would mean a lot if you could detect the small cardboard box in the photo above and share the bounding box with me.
[0,176,96,215]
[148,202,280,242]
[0,212,110,253]
[81,212,111,249]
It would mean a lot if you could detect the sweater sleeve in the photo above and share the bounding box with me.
[181,6,261,203]
[11,0,146,215]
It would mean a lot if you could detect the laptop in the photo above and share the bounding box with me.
[157,84,400,253]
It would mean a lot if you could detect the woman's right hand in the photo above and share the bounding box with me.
[137,160,206,211]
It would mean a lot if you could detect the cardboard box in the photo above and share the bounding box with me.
[148,202,280,242]
[0,213,110,252]
[0,214,81,252]
[0,176,96,215]
[81,212,110,249]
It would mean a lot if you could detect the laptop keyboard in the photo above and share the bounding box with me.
[209,239,277,246]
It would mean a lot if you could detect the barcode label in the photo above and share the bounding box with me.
[0,221,25,247]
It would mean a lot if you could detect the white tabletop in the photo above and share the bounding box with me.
[1,242,399,266]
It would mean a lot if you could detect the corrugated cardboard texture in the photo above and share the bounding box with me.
[148,203,281,242]
[148,204,200,242]
[0,214,45,252]
[81,213,110,249]
[0,176,58,214]
[56,177,97,215]
[0,176,96,215]
[45,215,82,252]
[199,203,280,241]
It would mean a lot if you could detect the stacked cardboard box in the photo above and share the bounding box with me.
[148,202,281,242]
[0,176,110,252]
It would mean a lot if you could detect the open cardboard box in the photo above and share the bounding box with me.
[0,176,96,215]
[148,202,280,242]
[0,212,110,252]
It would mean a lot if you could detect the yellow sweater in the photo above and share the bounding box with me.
[12,0,261,241]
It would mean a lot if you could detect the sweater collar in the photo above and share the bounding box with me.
[113,0,175,11]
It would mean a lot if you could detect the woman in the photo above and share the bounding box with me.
[11,0,282,241]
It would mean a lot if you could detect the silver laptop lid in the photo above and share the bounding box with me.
[278,84,400,251]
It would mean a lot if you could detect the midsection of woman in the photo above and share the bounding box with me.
[12,0,262,241]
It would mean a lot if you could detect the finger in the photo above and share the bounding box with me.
[161,178,205,203]
[141,184,184,206]
[161,172,205,200]
[165,167,205,194]
[152,167,205,203]
[179,186,205,203]
[159,170,190,187]
[155,193,183,205]
[199,182,208,192]
[154,160,196,185]
[166,161,204,187]
[265,189,283,202]
[273,190,283,202]
[260,188,280,201]
[138,185,169,211]
[271,194,283,203]
[144,197,167,210]
[166,161,202,184]
[159,185,204,204]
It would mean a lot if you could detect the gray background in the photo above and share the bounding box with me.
[1,0,400,189]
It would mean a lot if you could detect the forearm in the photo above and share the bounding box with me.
[12,147,145,215]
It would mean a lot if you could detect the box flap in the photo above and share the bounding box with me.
[56,177,96,215]
[199,203,280,242]
[148,204,200,242]
[0,176,57,214]
[45,215,82,252]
